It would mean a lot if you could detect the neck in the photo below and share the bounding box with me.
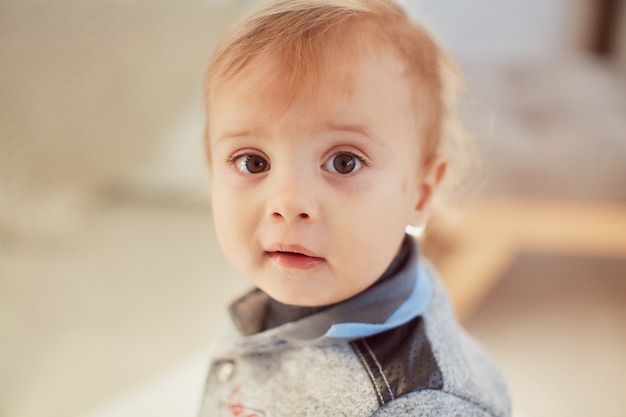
[261,235,413,331]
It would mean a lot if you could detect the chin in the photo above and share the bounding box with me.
[268,288,336,307]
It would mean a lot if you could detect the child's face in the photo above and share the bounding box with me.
[208,49,431,307]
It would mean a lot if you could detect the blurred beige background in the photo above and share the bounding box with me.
[1,1,625,417]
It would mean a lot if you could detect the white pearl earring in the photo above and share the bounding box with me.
[405,224,425,237]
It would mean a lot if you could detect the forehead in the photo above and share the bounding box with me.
[208,47,418,140]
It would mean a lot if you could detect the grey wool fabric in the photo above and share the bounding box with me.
[199,239,511,416]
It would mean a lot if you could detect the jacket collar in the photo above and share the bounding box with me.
[228,236,433,349]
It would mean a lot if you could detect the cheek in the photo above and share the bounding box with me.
[210,179,248,249]
[210,188,231,246]
[331,177,409,246]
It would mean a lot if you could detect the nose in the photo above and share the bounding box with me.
[267,173,318,223]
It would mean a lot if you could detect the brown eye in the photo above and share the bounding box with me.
[236,154,269,174]
[326,152,362,174]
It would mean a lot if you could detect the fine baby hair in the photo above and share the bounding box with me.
[204,0,464,174]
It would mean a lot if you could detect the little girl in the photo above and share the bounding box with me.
[200,0,510,415]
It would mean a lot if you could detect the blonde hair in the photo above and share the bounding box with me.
[204,0,469,187]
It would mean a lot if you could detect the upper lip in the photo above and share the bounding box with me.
[266,243,322,258]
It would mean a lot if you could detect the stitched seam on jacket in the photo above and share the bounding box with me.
[363,339,395,400]
[351,340,386,406]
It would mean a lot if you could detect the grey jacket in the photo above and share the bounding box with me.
[199,239,511,416]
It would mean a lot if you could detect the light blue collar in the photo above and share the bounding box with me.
[325,261,433,339]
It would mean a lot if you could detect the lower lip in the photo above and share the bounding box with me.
[267,252,325,270]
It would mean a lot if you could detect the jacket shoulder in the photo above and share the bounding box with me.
[350,316,443,407]
[371,389,498,417]
[350,275,510,417]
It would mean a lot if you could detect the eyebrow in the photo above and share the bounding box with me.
[213,127,267,146]
[215,123,381,146]
[325,123,381,145]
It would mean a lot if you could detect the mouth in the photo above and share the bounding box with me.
[265,244,325,270]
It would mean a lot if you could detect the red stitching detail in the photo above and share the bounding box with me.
[226,385,262,417]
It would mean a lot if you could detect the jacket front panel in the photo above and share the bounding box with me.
[199,238,510,417]
[201,341,380,417]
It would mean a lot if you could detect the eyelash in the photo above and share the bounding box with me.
[225,152,254,165]
[323,150,369,174]
[328,150,369,166]
[225,152,269,174]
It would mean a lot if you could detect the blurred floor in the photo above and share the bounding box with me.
[0,201,248,417]
[466,252,626,417]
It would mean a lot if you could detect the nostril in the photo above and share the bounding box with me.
[270,211,310,220]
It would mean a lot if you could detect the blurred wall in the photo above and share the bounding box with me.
[402,0,626,203]
[402,0,593,62]
[616,0,626,78]
[0,0,241,244]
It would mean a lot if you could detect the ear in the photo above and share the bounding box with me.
[408,157,447,232]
